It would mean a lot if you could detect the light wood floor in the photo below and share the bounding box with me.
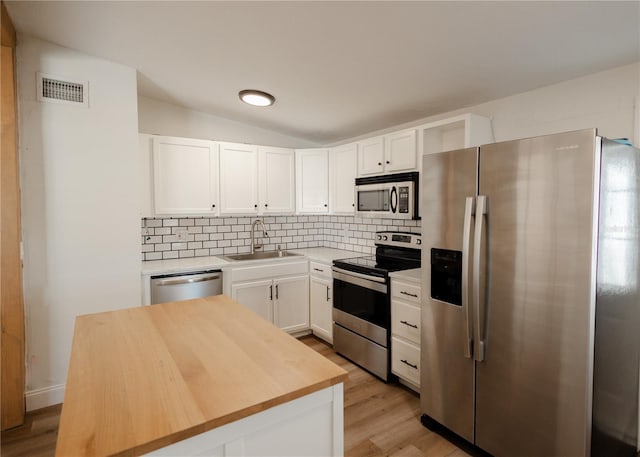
[1,335,467,457]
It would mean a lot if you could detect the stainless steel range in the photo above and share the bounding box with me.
[332,231,421,381]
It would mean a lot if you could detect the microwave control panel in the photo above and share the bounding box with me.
[398,186,409,213]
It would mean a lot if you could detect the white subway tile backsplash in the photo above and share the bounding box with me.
[142,215,421,260]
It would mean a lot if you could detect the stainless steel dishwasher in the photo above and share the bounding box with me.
[150,269,222,305]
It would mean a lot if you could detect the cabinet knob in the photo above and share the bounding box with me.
[352,203,355,207]
[377,162,382,166]
[264,204,268,207]
[254,204,258,208]
[324,204,328,207]
[386,160,390,164]
[212,204,216,208]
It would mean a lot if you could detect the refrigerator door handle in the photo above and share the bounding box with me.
[462,196,475,359]
[473,195,487,362]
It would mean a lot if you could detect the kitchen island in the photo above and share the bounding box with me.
[55,295,347,456]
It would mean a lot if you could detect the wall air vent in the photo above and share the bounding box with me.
[37,72,89,107]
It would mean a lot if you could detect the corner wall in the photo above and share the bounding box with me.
[327,62,640,148]
[17,35,141,410]
[138,96,321,149]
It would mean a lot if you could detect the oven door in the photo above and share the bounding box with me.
[332,267,389,347]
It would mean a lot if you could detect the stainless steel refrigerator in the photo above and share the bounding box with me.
[420,128,639,457]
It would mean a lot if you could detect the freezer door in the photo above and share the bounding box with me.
[592,139,640,455]
[475,129,598,456]
[421,147,478,443]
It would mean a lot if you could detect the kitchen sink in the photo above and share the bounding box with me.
[222,251,303,261]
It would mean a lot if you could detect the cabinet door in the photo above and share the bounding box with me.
[384,129,417,172]
[295,149,329,213]
[153,136,218,215]
[330,144,357,214]
[310,276,332,343]
[357,136,384,176]
[274,275,309,333]
[219,143,259,215]
[231,279,273,322]
[259,147,295,214]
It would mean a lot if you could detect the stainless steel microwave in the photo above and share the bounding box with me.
[354,172,419,220]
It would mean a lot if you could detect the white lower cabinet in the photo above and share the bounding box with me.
[227,260,309,334]
[309,261,333,343]
[274,275,309,333]
[390,277,421,392]
[147,384,344,457]
[231,279,274,322]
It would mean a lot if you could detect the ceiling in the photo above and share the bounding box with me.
[6,1,640,145]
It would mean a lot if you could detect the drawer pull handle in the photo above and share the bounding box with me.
[400,320,418,329]
[313,268,324,272]
[401,359,418,370]
[400,291,418,298]
[326,285,330,301]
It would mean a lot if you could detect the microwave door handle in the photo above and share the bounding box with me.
[390,187,398,213]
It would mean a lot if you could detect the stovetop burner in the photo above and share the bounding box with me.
[333,231,422,279]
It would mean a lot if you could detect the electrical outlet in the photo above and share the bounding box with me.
[176,228,188,241]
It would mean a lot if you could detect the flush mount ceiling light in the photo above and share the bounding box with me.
[239,89,275,107]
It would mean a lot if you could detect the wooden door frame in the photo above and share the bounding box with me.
[1,0,25,430]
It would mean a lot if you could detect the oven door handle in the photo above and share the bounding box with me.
[332,267,386,283]
[332,268,388,294]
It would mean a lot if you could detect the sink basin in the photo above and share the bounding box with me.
[222,251,303,261]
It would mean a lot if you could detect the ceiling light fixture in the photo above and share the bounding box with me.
[239,89,275,107]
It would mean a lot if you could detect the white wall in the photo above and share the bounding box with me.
[140,62,639,150]
[138,96,320,148]
[17,35,141,410]
[328,62,640,148]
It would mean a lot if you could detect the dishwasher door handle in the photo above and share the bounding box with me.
[153,273,221,286]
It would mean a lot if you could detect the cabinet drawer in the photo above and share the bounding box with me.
[309,261,332,279]
[391,300,421,345]
[391,337,420,387]
[391,280,420,304]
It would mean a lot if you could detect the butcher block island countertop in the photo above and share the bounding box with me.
[56,295,347,457]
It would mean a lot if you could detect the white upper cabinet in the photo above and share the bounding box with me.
[219,142,259,215]
[295,149,329,214]
[330,143,358,214]
[152,136,219,215]
[259,146,295,214]
[357,136,385,176]
[357,129,417,176]
[384,128,417,172]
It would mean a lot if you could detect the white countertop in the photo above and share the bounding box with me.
[141,247,363,276]
[141,255,229,275]
[292,247,363,264]
[389,268,422,283]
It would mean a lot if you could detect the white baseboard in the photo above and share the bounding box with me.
[25,384,65,411]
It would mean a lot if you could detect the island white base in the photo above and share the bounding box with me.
[146,384,344,457]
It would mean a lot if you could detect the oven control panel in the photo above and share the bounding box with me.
[375,231,422,248]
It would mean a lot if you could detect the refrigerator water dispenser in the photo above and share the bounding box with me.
[430,248,462,305]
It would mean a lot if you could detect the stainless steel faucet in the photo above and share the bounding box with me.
[250,219,269,254]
